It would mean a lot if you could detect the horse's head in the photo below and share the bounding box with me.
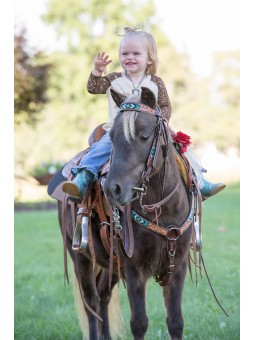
[103,87,168,207]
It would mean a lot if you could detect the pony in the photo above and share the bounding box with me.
[57,87,198,340]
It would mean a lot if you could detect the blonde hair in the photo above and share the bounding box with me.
[119,26,158,75]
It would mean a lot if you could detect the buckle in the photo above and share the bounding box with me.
[166,226,180,241]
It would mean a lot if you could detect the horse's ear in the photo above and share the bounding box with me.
[141,87,156,109]
[110,89,127,107]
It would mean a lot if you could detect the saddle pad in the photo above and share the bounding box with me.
[174,152,189,188]
[47,166,67,202]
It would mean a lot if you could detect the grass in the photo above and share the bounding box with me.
[15,182,239,339]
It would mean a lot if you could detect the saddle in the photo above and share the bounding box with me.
[47,124,125,283]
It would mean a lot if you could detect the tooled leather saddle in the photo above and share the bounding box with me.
[47,124,123,281]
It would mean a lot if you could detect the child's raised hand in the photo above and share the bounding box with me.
[94,52,112,75]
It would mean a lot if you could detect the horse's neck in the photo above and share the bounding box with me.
[160,157,180,199]
[157,147,189,224]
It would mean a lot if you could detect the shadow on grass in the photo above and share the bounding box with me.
[14,200,57,212]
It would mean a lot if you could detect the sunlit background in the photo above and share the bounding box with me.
[11,2,243,339]
[14,0,240,203]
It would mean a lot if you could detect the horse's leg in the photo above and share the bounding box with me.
[73,253,100,340]
[125,265,148,340]
[163,260,188,340]
[96,270,118,339]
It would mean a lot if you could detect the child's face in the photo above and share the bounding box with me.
[119,36,153,76]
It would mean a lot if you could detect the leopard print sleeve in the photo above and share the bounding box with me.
[87,72,122,94]
[151,75,172,122]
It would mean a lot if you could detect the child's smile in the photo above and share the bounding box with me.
[120,37,152,77]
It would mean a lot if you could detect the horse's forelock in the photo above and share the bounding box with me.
[121,94,140,143]
[122,111,138,143]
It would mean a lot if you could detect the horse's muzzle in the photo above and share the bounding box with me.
[103,179,135,207]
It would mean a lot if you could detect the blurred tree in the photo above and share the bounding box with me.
[14,0,239,183]
[14,27,52,126]
[211,51,239,109]
[38,0,191,159]
[42,0,190,102]
[171,50,239,151]
[209,50,240,149]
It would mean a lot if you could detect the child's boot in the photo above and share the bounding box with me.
[200,178,226,200]
[62,169,94,202]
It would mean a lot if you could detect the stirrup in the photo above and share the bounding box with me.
[72,214,89,252]
[190,221,202,251]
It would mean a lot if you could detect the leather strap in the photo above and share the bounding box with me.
[95,182,120,262]
[108,212,114,289]
[123,204,134,258]
[95,181,112,255]
[141,181,180,213]
[130,196,194,240]
[83,193,97,271]
[74,254,103,322]
[88,182,125,287]
[60,184,103,322]
[61,195,69,284]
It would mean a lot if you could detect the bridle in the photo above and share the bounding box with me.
[119,102,179,213]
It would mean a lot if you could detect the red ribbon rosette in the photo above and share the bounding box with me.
[172,131,192,153]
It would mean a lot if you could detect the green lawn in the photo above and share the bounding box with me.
[15,183,239,339]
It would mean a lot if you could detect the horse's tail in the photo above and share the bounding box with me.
[72,266,125,339]
[72,265,88,339]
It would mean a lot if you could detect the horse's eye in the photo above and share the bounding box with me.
[140,134,149,141]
